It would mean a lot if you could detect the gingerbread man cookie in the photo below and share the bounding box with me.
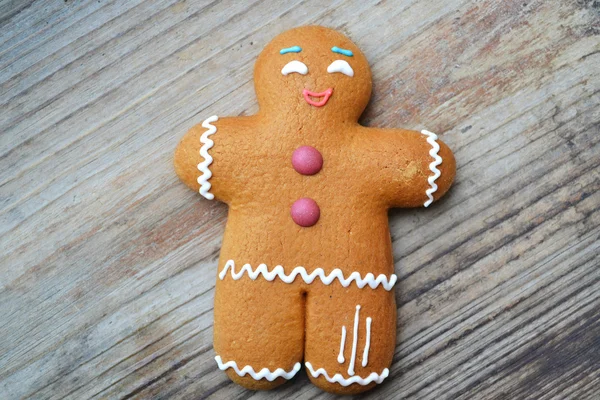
[174,26,455,394]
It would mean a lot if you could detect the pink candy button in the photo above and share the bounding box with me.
[290,198,320,227]
[292,146,323,175]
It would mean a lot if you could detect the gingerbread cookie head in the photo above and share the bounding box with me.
[254,26,372,124]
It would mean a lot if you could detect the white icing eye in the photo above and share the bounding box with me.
[281,60,308,76]
[327,60,354,77]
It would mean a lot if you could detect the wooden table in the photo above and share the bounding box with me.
[1,1,599,399]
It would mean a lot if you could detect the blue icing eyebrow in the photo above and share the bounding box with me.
[331,46,353,57]
[280,46,302,54]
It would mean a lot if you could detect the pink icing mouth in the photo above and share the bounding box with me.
[302,88,333,107]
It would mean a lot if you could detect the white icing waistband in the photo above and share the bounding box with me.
[305,361,389,386]
[215,356,301,381]
[219,260,397,291]
[421,129,443,207]
[197,115,218,200]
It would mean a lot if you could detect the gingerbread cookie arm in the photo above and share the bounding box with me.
[358,127,455,208]
[174,116,257,204]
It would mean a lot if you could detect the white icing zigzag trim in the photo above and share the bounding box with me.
[421,130,443,207]
[305,361,389,386]
[197,115,219,200]
[219,260,397,291]
[215,356,301,381]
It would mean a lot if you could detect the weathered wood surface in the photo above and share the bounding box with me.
[0,0,598,399]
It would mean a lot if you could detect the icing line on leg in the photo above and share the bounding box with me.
[305,362,389,386]
[338,325,347,364]
[421,129,443,207]
[348,305,361,376]
[215,355,301,381]
[361,317,372,367]
[197,115,218,200]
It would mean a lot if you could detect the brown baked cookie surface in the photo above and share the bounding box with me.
[174,25,455,394]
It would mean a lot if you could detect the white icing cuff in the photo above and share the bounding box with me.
[305,362,389,386]
[421,129,443,207]
[219,260,397,291]
[215,355,301,381]
[197,115,219,200]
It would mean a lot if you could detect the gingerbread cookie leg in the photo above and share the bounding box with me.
[213,260,305,390]
[304,280,397,395]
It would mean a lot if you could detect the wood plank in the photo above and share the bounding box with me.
[0,0,108,72]
[0,0,80,47]
[0,0,36,26]
[0,0,598,399]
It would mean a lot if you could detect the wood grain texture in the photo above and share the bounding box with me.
[0,0,598,399]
